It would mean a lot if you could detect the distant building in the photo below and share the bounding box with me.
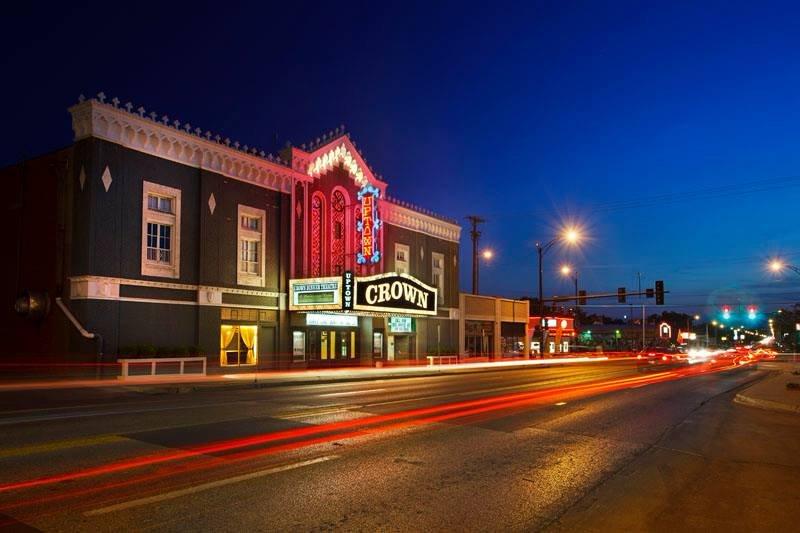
[528,316,576,354]
[3,94,462,371]
[460,294,529,358]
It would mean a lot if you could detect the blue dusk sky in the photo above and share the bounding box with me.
[3,1,800,316]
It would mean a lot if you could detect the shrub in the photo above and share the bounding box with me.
[139,344,157,357]
[172,346,189,356]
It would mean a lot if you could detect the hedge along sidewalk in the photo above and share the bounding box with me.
[735,362,800,414]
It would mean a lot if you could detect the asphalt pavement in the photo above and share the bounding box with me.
[0,359,795,532]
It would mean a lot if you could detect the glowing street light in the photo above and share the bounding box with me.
[481,249,494,260]
[560,264,579,309]
[564,228,581,245]
[768,258,800,275]
[535,226,585,356]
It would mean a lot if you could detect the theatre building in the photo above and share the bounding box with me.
[2,94,460,370]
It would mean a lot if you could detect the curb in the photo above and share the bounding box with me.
[733,392,800,414]
[122,364,554,394]
[121,358,638,394]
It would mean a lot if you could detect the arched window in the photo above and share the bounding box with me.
[330,190,347,275]
[310,193,325,276]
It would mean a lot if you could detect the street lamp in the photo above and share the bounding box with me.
[536,227,583,356]
[482,249,494,260]
[560,264,579,309]
[768,259,800,275]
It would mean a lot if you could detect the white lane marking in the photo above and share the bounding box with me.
[84,455,338,516]
[0,400,255,426]
[317,388,387,398]
[277,406,363,420]
[362,371,632,407]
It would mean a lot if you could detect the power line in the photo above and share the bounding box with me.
[487,173,800,219]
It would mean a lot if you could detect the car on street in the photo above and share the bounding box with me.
[636,347,690,371]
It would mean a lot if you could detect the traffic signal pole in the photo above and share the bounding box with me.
[544,286,668,353]
[545,289,666,303]
[642,304,646,351]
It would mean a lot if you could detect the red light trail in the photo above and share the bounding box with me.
[0,360,752,519]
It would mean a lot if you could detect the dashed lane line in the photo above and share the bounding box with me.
[0,435,129,459]
[83,455,339,516]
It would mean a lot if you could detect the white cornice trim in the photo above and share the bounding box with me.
[290,137,387,194]
[69,100,303,194]
[69,275,283,298]
[382,202,461,243]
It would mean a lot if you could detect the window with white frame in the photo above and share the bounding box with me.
[141,181,181,278]
[395,243,410,274]
[238,205,266,286]
[432,252,445,301]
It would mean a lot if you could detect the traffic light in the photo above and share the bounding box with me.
[646,288,654,298]
[722,306,731,320]
[655,280,664,305]
[747,306,756,320]
[617,287,626,303]
[578,290,587,305]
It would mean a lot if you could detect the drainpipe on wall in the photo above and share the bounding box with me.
[55,297,104,376]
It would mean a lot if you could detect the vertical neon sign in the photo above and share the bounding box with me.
[357,184,381,264]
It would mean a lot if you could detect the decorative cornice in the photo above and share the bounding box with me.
[69,275,282,298]
[68,93,461,243]
[382,201,461,243]
[290,135,387,194]
[69,96,305,194]
[384,196,458,225]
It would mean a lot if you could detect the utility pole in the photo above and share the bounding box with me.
[466,215,485,295]
[638,272,645,351]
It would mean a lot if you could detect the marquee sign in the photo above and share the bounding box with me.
[353,272,437,316]
[289,272,436,315]
[342,270,354,310]
[389,316,414,333]
[356,184,381,264]
[289,277,342,311]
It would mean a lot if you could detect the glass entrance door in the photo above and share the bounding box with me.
[307,328,357,365]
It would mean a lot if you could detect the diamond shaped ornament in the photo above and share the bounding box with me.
[101,166,112,192]
[208,193,216,214]
[79,166,86,191]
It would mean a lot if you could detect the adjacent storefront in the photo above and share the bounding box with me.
[459,293,530,359]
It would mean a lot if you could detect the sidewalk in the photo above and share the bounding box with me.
[0,356,625,394]
[734,361,800,413]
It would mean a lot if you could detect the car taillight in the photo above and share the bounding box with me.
[662,355,669,361]
[637,354,642,359]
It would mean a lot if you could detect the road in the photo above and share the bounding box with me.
[0,359,797,532]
